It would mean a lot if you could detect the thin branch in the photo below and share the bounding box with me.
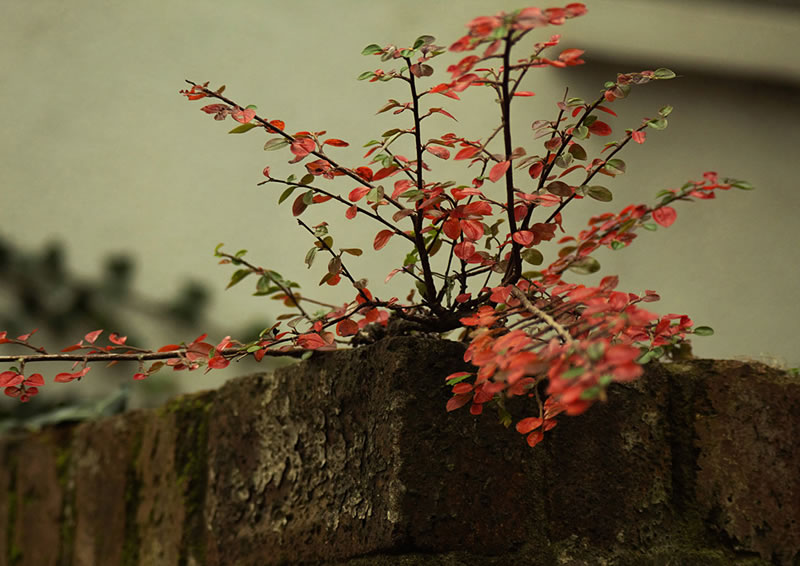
[510,287,573,345]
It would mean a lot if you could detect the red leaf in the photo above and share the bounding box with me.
[454,146,480,160]
[452,382,473,394]
[355,166,373,182]
[526,430,545,447]
[652,206,677,227]
[446,393,471,412]
[596,105,618,117]
[426,146,450,159]
[588,121,612,136]
[60,343,83,352]
[373,230,394,250]
[558,48,584,63]
[512,231,534,247]
[232,108,256,124]
[345,204,358,219]
[514,91,535,97]
[133,373,148,381]
[460,219,484,241]
[208,356,230,369]
[157,344,181,352]
[391,179,413,199]
[296,333,327,350]
[84,329,103,344]
[24,373,45,387]
[269,119,285,131]
[373,166,398,181]
[336,319,359,337]
[516,417,543,434]
[348,186,370,202]
[290,138,315,157]
[109,332,127,345]
[453,241,476,261]
[292,193,308,217]
[54,367,91,383]
[528,161,544,179]
[16,329,37,342]
[631,130,646,144]
[489,160,510,182]
[0,371,22,387]
[323,138,349,147]
[3,387,20,398]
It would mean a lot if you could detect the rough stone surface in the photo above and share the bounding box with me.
[0,337,797,565]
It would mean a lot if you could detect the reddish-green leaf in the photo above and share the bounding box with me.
[373,230,394,250]
[652,206,677,227]
[455,146,480,160]
[426,146,450,159]
[588,121,612,136]
[292,193,309,216]
[489,160,510,182]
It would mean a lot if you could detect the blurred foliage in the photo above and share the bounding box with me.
[0,236,212,342]
[0,236,270,426]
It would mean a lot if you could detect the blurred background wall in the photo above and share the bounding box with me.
[1,0,798,407]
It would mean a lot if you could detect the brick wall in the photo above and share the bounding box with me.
[1,337,797,565]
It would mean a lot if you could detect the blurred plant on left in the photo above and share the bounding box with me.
[0,236,265,430]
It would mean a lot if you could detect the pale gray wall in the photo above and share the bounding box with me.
[1,0,798,401]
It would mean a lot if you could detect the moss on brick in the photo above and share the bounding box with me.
[168,394,213,566]
[121,428,143,566]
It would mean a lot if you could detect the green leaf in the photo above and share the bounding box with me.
[341,248,363,256]
[228,123,258,134]
[302,190,315,205]
[521,248,544,266]
[546,180,572,197]
[226,269,251,289]
[586,185,613,202]
[580,386,602,400]
[555,153,573,169]
[304,247,317,269]
[214,243,224,256]
[299,173,315,185]
[693,326,714,336]
[568,256,600,274]
[611,241,626,250]
[361,43,383,56]
[654,68,676,79]
[573,125,589,140]
[561,367,584,379]
[367,185,384,203]
[254,275,274,296]
[278,186,296,204]
[658,105,673,117]
[234,249,247,259]
[264,138,290,151]
[413,35,435,49]
[604,159,626,175]
[731,180,755,190]
[642,222,658,231]
[357,71,375,81]
[568,143,587,160]
[647,118,668,130]
[404,250,418,266]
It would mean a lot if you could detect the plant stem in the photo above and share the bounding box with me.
[404,58,439,309]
